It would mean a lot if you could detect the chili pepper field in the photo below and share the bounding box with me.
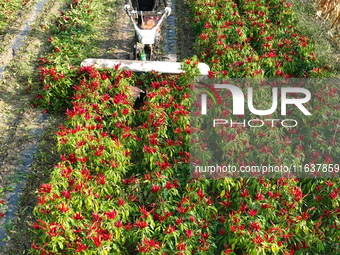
[0,0,339,254]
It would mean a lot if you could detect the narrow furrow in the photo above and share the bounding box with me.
[0,0,50,79]
[163,0,177,61]
[0,0,68,253]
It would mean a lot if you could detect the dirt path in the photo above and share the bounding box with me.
[0,0,67,253]
[0,0,62,197]
[0,0,43,71]
[95,0,135,60]
[174,0,195,61]
[0,0,64,179]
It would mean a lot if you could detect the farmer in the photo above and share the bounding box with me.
[124,0,171,15]
[141,18,157,30]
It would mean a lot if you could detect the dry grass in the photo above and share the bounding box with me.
[288,0,339,74]
[315,0,340,45]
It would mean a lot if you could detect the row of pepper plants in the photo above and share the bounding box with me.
[188,0,339,173]
[187,0,339,253]
[30,0,339,254]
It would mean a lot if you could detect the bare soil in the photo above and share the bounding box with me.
[289,0,340,74]
[174,0,196,61]
[0,0,39,60]
[0,0,67,253]
[95,0,135,60]
[0,0,64,181]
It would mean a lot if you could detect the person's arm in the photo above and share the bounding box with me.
[163,0,171,15]
[124,0,132,10]
[163,0,171,8]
